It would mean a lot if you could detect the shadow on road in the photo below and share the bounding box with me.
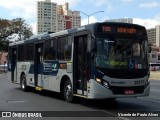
[14,86,151,112]
[81,98,153,113]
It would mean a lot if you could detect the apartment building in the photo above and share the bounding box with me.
[156,25,160,47]
[37,0,81,33]
[37,0,57,33]
[57,3,81,31]
[147,25,160,63]
[147,28,156,46]
[147,25,160,47]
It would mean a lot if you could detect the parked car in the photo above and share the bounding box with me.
[0,64,8,71]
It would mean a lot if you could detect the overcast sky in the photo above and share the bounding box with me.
[0,0,160,34]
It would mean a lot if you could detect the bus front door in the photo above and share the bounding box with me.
[74,35,88,95]
[34,43,43,88]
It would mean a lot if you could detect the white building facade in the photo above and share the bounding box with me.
[37,0,57,33]
[37,0,81,34]
[147,25,160,47]
[147,25,160,64]
[156,25,160,47]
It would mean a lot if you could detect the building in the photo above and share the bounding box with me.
[147,28,156,46]
[156,25,160,47]
[147,25,160,47]
[105,18,133,23]
[37,0,81,34]
[37,0,57,33]
[0,52,7,65]
[149,47,160,63]
[56,3,81,31]
[147,25,160,63]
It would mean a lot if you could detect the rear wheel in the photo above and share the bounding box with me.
[64,80,73,102]
[21,75,28,92]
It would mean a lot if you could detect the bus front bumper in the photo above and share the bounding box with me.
[87,79,150,99]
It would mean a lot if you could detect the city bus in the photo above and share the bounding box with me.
[8,22,150,102]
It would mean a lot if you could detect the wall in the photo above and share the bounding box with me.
[0,52,8,65]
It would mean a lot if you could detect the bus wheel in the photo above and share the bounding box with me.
[64,80,73,102]
[21,75,28,92]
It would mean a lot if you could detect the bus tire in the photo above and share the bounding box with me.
[21,75,28,92]
[64,79,73,102]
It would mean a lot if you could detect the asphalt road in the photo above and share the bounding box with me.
[0,72,160,120]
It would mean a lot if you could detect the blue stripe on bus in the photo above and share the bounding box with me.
[28,61,59,76]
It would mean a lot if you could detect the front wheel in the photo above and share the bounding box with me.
[21,75,28,92]
[64,80,73,102]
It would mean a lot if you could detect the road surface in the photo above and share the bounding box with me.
[0,72,160,120]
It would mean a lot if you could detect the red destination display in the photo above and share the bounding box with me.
[99,25,138,34]
[117,27,136,34]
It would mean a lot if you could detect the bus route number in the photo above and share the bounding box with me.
[102,26,111,32]
[134,80,144,85]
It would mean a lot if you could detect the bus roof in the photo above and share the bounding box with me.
[9,22,146,46]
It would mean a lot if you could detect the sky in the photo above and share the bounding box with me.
[0,0,160,34]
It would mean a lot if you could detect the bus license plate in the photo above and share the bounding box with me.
[125,90,134,95]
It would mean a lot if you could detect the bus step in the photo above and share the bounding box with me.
[35,86,43,91]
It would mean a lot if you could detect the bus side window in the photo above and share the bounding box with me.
[44,39,57,60]
[64,37,72,60]
[26,44,34,61]
[18,45,25,61]
[57,36,72,60]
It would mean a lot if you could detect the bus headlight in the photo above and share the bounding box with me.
[145,81,150,87]
[96,78,102,83]
[95,77,109,88]
[103,81,109,88]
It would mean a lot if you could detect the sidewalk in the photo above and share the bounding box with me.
[149,71,160,80]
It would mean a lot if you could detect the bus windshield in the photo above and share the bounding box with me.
[94,35,148,69]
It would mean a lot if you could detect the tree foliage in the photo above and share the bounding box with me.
[0,18,33,52]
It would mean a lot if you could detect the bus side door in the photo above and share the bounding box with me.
[34,43,44,87]
[73,31,91,96]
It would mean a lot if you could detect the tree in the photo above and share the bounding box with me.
[11,18,33,40]
[0,18,33,41]
[0,18,33,64]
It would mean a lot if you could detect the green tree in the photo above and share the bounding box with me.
[0,18,33,64]
[11,18,33,40]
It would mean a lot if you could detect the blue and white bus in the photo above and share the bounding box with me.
[9,22,150,102]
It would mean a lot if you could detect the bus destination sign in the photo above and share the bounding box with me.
[102,26,112,32]
[117,27,136,34]
[99,25,137,34]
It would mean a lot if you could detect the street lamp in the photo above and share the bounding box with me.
[80,11,104,24]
